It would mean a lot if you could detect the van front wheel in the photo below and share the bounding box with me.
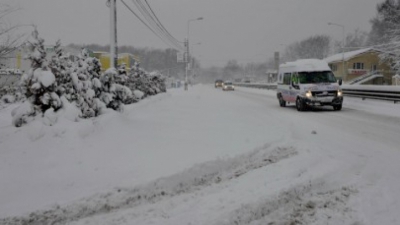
[279,97,286,107]
[333,104,342,111]
[296,98,305,111]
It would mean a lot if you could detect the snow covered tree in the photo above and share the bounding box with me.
[48,40,76,101]
[367,0,400,45]
[369,0,400,72]
[333,29,368,54]
[127,68,153,97]
[0,84,22,104]
[148,71,166,93]
[69,48,105,118]
[99,68,132,111]
[0,3,27,59]
[12,29,62,127]
[282,35,331,62]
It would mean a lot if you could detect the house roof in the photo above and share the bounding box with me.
[324,48,380,63]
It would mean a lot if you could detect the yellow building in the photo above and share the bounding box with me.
[94,52,141,72]
[324,48,394,85]
[4,45,80,74]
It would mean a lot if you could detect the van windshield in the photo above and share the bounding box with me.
[298,71,337,84]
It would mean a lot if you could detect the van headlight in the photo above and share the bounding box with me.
[337,90,343,97]
[305,90,312,98]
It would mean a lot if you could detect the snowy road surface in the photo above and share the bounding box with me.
[1,85,400,224]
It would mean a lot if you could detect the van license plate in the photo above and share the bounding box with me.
[319,97,332,102]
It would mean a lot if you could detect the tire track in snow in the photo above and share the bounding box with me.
[216,182,359,225]
[0,145,297,225]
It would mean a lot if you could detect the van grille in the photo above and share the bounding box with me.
[312,90,337,97]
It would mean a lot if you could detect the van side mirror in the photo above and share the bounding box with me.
[291,81,300,89]
[338,79,342,86]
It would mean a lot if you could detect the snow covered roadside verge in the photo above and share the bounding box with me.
[0,145,298,224]
[1,141,366,225]
[1,85,400,224]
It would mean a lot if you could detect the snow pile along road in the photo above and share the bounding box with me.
[0,145,297,225]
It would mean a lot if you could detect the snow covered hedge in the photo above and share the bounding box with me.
[10,29,167,127]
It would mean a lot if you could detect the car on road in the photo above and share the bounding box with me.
[222,81,235,91]
[215,79,224,88]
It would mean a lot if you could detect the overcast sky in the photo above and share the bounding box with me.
[7,0,383,67]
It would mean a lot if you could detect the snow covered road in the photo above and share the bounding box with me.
[1,85,400,224]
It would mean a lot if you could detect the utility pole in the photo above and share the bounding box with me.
[110,0,118,69]
[185,17,203,91]
[274,51,279,82]
[184,38,189,90]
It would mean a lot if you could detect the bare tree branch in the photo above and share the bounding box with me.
[0,3,30,62]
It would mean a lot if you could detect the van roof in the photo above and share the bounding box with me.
[279,59,330,72]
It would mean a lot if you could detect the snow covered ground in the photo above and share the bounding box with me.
[1,85,400,225]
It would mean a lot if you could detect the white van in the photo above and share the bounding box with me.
[276,59,343,111]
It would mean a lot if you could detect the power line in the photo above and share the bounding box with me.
[120,0,179,50]
[132,0,183,50]
[120,0,184,51]
[131,0,174,46]
[143,0,182,44]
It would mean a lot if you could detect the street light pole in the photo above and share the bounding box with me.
[328,22,345,80]
[185,17,203,91]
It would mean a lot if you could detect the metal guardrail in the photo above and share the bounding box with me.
[341,85,400,103]
[234,82,277,90]
[234,83,400,103]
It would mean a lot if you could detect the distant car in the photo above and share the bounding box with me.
[222,81,234,91]
[215,79,224,88]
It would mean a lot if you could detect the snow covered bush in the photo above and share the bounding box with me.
[0,85,23,103]
[11,29,167,127]
[68,48,106,118]
[149,71,167,93]
[49,40,75,101]
[125,67,166,99]
[99,68,132,111]
[13,29,62,127]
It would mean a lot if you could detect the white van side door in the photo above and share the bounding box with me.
[281,73,295,102]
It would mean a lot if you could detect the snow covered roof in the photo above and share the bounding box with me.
[280,59,330,72]
[324,48,380,63]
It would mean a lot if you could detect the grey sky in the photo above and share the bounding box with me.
[8,0,383,67]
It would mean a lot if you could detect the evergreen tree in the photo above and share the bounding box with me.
[13,29,61,127]
[99,68,132,112]
[71,48,105,118]
[49,40,75,100]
